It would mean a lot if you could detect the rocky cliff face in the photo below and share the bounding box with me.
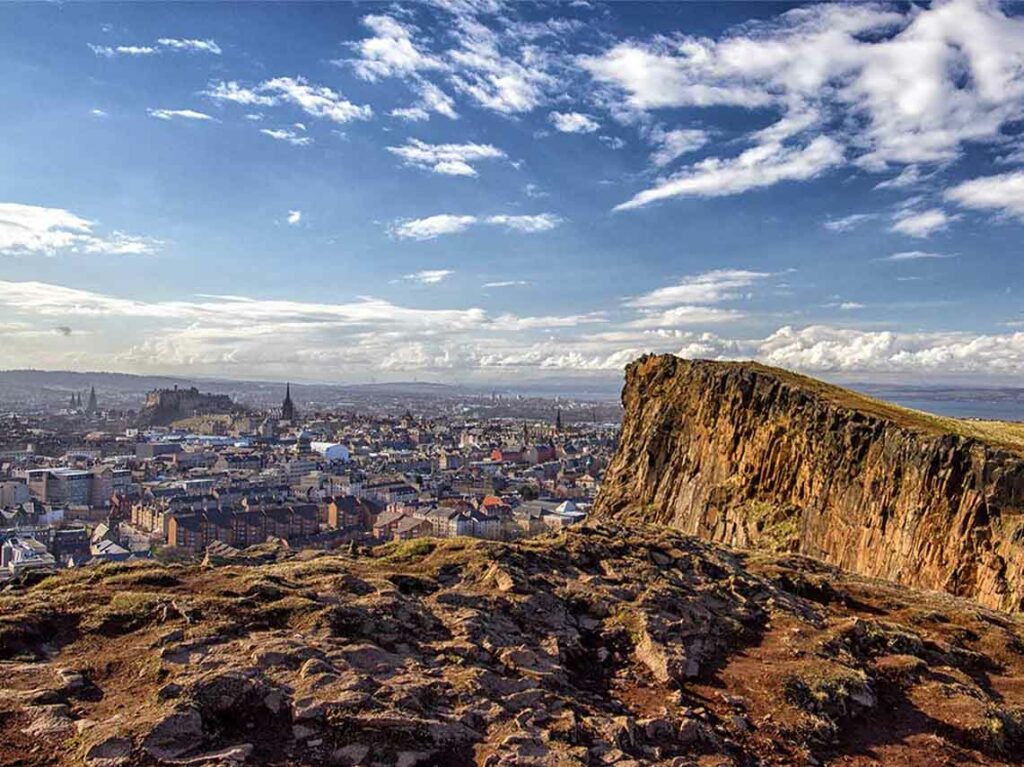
[595,355,1024,614]
[3,526,1024,767]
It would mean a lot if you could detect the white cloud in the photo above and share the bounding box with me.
[390,107,430,122]
[348,15,446,82]
[390,214,479,240]
[485,213,562,232]
[389,212,562,240]
[627,268,771,309]
[89,44,158,57]
[628,305,745,328]
[205,77,372,124]
[287,210,302,226]
[649,127,708,167]
[147,108,215,122]
[343,6,566,117]
[549,111,600,134]
[260,128,312,147]
[824,213,877,232]
[90,108,109,118]
[582,1,1024,201]
[482,280,529,288]
[0,203,159,257]
[881,250,954,261]
[890,207,954,238]
[156,38,221,55]
[616,137,843,209]
[90,38,221,57]
[386,138,506,176]
[402,269,454,284]
[945,170,1024,220]
[204,81,278,107]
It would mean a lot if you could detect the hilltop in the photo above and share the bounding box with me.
[594,355,1024,613]
[2,525,1024,767]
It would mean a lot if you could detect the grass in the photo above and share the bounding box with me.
[694,359,1024,457]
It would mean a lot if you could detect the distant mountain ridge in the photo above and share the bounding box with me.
[595,355,1024,613]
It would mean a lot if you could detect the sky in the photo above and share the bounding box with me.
[2,0,1024,386]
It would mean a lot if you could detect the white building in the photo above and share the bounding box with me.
[310,442,350,462]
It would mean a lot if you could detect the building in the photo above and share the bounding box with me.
[1,536,56,577]
[310,442,350,462]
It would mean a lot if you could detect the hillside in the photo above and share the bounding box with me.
[3,525,1024,767]
[594,355,1024,614]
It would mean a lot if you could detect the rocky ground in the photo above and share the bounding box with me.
[2,524,1024,767]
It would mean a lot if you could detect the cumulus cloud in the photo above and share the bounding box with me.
[582,0,1024,205]
[945,170,1024,220]
[389,214,479,240]
[386,138,506,176]
[287,210,302,225]
[616,137,843,209]
[0,203,159,257]
[549,111,600,133]
[389,212,562,240]
[484,214,562,232]
[260,128,312,146]
[627,268,771,308]
[342,5,568,117]
[347,15,446,82]
[648,127,709,167]
[890,207,955,238]
[147,108,215,122]
[205,77,372,124]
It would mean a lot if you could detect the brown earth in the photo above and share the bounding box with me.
[594,355,1024,614]
[2,524,1024,767]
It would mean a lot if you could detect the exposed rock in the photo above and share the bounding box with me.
[595,355,1024,613]
[1,526,1023,766]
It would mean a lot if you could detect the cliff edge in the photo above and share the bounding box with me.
[594,355,1024,614]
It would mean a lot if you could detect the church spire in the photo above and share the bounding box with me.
[281,383,296,422]
[86,386,97,414]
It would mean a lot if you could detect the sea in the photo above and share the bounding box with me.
[853,385,1024,422]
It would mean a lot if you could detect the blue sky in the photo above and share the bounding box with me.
[2,0,1024,384]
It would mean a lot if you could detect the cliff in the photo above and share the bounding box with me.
[3,525,1024,767]
[594,355,1024,614]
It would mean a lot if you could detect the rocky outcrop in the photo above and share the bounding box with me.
[137,386,241,427]
[594,355,1024,613]
[2,527,1024,766]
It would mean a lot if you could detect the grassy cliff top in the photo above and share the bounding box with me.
[682,357,1024,457]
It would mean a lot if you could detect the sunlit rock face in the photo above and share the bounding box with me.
[595,354,1024,614]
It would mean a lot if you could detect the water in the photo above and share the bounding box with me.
[854,386,1024,422]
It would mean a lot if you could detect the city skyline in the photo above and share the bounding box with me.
[3,0,1024,384]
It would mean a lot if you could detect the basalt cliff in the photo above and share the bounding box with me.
[594,354,1024,614]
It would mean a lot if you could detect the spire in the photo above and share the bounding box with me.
[281,383,296,422]
[555,408,563,433]
[87,386,97,414]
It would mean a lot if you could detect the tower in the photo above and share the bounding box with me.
[86,386,97,414]
[281,383,296,422]
[555,408,563,433]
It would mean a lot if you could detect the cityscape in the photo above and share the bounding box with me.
[1,380,619,578]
